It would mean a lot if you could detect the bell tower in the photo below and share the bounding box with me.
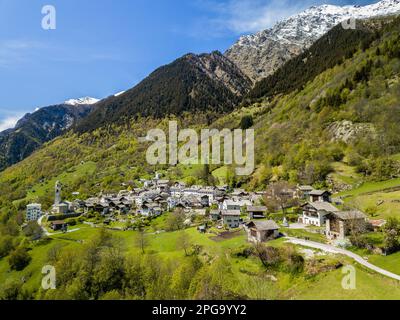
[55,181,61,205]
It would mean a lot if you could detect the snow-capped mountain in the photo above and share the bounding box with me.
[0,101,96,171]
[225,0,400,81]
[64,96,100,106]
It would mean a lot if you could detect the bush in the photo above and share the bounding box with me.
[8,248,31,271]
[23,221,43,240]
[0,235,15,258]
[232,246,254,258]
[65,218,77,226]
[286,213,299,223]
[240,115,254,130]
[282,246,305,274]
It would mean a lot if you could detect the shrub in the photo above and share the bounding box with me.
[240,115,254,130]
[8,248,31,271]
[232,246,254,258]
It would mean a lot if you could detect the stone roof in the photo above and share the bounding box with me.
[247,206,267,212]
[310,190,331,196]
[330,210,366,220]
[303,201,339,212]
[298,185,313,191]
[221,209,241,216]
[250,220,279,231]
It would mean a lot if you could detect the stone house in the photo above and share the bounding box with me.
[309,190,332,203]
[246,206,267,219]
[326,210,368,240]
[210,209,221,221]
[246,220,280,243]
[221,210,241,228]
[300,201,339,227]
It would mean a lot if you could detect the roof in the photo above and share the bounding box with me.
[249,220,279,231]
[51,220,66,225]
[210,210,220,215]
[247,206,267,212]
[298,185,314,191]
[330,210,367,220]
[54,203,68,208]
[157,180,170,185]
[221,210,241,216]
[310,190,331,196]
[302,202,339,212]
[224,199,252,206]
[370,219,386,227]
[27,203,41,208]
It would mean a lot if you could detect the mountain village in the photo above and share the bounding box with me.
[25,172,383,247]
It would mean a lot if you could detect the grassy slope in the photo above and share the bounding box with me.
[1,225,400,299]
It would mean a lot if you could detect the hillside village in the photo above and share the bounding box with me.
[4,0,400,301]
[25,172,385,247]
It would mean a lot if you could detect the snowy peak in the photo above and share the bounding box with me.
[64,96,100,106]
[226,0,400,81]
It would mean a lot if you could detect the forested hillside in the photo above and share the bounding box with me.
[0,103,94,171]
[2,13,400,301]
[75,51,251,133]
[246,20,380,101]
[1,16,400,210]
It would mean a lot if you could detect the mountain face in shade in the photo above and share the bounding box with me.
[225,0,400,82]
[75,51,252,133]
[0,102,95,171]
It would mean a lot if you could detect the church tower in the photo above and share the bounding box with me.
[55,181,61,205]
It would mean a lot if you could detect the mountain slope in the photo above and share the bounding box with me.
[246,20,382,101]
[75,51,251,133]
[2,15,400,210]
[225,0,400,82]
[0,99,96,171]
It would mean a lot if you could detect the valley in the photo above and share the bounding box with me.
[2,0,400,301]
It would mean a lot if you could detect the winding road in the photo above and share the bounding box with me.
[286,237,400,281]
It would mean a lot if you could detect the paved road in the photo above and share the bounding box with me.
[37,214,81,236]
[286,237,400,281]
[37,215,50,236]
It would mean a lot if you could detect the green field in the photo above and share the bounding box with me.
[2,223,400,300]
[338,178,400,198]
[20,161,97,205]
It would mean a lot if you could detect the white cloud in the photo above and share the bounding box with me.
[0,114,22,132]
[194,0,318,35]
[0,40,43,68]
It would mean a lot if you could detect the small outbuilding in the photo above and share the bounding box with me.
[246,220,280,243]
[50,220,68,232]
[247,206,267,219]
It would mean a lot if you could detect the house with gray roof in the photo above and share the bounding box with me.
[246,220,280,243]
[246,206,267,219]
[221,209,241,228]
[326,210,368,240]
[300,201,339,227]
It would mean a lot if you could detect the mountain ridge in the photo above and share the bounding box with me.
[225,0,400,81]
[0,102,95,171]
[74,51,252,133]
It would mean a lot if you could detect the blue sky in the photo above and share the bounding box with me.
[0,0,374,130]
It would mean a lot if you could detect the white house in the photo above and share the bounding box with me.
[26,203,42,221]
[222,199,252,211]
[221,210,241,228]
[300,202,339,226]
